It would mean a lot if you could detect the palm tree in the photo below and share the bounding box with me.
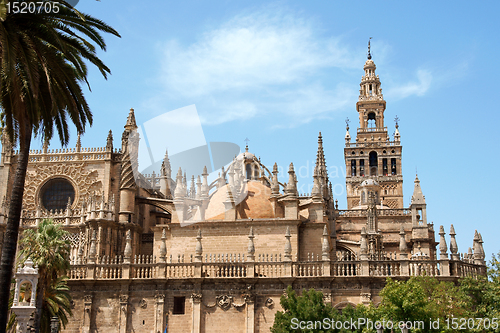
[18,219,71,333]
[0,2,120,331]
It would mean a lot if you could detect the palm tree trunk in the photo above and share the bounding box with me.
[33,274,45,333]
[0,124,32,332]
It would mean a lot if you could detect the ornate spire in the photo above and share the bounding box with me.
[367,37,372,60]
[439,225,448,259]
[271,162,280,196]
[201,166,209,198]
[286,163,297,196]
[411,174,426,205]
[190,175,196,198]
[174,167,184,198]
[160,149,172,178]
[76,133,81,152]
[449,224,459,260]
[124,108,137,130]
[311,165,322,200]
[315,132,329,198]
[106,130,113,151]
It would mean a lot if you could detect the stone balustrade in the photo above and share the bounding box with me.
[25,146,120,163]
[66,254,484,281]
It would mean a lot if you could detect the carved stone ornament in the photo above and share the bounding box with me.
[154,294,165,303]
[23,163,101,211]
[191,293,203,304]
[242,293,255,304]
[119,294,129,304]
[84,294,93,304]
[361,292,371,304]
[323,292,332,304]
[216,295,233,310]
[265,298,274,308]
[139,299,147,309]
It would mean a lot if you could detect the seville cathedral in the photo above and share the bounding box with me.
[0,48,486,333]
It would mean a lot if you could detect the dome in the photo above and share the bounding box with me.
[204,181,274,220]
[364,59,376,69]
[237,146,256,162]
[360,179,379,187]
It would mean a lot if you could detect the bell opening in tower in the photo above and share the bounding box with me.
[368,112,376,128]
[369,151,378,176]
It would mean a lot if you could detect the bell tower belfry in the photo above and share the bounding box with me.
[344,39,403,209]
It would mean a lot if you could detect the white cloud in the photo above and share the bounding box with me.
[385,69,432,100]
[152,8,428,126]
[161,11,359,98]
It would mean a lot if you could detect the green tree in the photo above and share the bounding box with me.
[0,2,119,331]
[460,252,500,332]
[17,219,71,333]
[376,276,470,332]
[271,286,368,333]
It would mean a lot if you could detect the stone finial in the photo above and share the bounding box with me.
[468,247,473,260]
[449,224,459,260]
[174,167,184,199]
[160,149,172,178]
[124,229,132,263]
[201,166,209,198]
[195,229,203,261]
[410,174,426,205]
[247,227,255,261]
[106,130,113,151]
[124,108,137,130]
[286,163,297,196]
[399,225,408,258]
[322,225,329,260]
[478,232,485,261]
[271,163,279,196]
[159,228,167,263]
[190,175,196,199]
[76,133,81,152]
[311,166,322,200]
[196,175,202,200]
[183,172,188,196]
[473,230,481,261]
[439,225,448,259]
[284,226,292,261]
[360,227,368,256]
[89,229,97,263]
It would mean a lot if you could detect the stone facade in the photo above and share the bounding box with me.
[0,48,486,333]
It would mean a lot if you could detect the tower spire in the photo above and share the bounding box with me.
[367,37,372,60]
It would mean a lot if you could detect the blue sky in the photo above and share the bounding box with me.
[25,1,500,259]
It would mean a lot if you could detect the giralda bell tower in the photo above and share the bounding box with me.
[344,39,403,209]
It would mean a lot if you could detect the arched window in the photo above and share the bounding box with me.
[391,158,397,175]
[246,164,252,180]
[351,160,356,176]
[369,151,378,176]
[367,112,376,128]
